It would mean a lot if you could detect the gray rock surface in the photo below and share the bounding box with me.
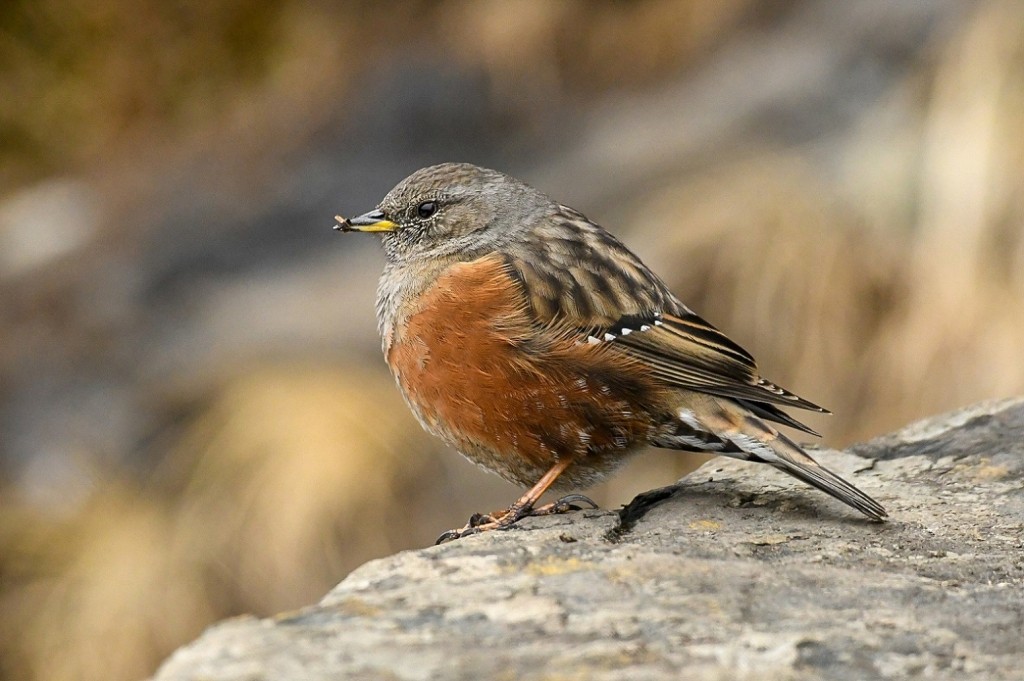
[152,399,1024,681]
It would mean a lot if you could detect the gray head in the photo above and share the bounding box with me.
[337,163,554,263]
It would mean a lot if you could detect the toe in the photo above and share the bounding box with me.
[435,529,462,545]
[531,494,600,516]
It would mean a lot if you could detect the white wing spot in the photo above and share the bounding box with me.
[640,325,651,332]
[603,332,616,342]
[620,327,632,336]
[758,379,787,395]
[586,335,601,345]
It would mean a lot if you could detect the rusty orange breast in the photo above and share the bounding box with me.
[385,253,665,485]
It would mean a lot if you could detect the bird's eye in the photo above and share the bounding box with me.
[416,201,437,219]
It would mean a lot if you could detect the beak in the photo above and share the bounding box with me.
[334,209,397,233]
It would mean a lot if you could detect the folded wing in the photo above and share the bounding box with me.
[504,211,828,436]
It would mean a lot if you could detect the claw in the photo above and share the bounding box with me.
[435,525,484,544]
[532,494,600,516]
[555,493,599,511]
[434,505,522,544]
[435,529,461,545]
[435,510,506,544]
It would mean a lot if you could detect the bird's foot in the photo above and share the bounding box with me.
[434,494,599,544]
[434,506,524,544]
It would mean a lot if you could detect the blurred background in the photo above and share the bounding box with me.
[2,1,1024,679]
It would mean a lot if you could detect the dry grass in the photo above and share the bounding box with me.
[0,363,438,681]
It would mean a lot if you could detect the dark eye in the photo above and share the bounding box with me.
[416,201,437,219]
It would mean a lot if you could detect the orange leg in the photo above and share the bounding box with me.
[435,458,597,544]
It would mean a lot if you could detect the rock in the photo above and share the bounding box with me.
[152,399,1024,681]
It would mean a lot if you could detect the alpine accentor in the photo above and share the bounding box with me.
[336,163,886,542]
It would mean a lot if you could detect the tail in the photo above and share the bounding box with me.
[657,396,887,520]
[752,432,888,521]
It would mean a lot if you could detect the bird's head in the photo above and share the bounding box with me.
[336,163,552,264]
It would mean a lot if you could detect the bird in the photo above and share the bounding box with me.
[334,162,886,542]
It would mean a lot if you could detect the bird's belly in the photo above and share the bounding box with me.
[388,340,651,487]
[386,309,662,488]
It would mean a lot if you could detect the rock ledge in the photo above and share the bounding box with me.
[153,399,1024,681]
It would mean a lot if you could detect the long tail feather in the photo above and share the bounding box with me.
[663,396,887,520]
[754,431,888,520]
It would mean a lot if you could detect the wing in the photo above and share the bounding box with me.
[505,206,828,434]
[605,311,829,414]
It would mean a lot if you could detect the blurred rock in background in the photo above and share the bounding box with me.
[2,1,1023,680]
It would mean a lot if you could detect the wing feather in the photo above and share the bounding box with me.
[503,210,828,428]
[612,313,829,413]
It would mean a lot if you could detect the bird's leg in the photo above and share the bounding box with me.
[436,458,588,544]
